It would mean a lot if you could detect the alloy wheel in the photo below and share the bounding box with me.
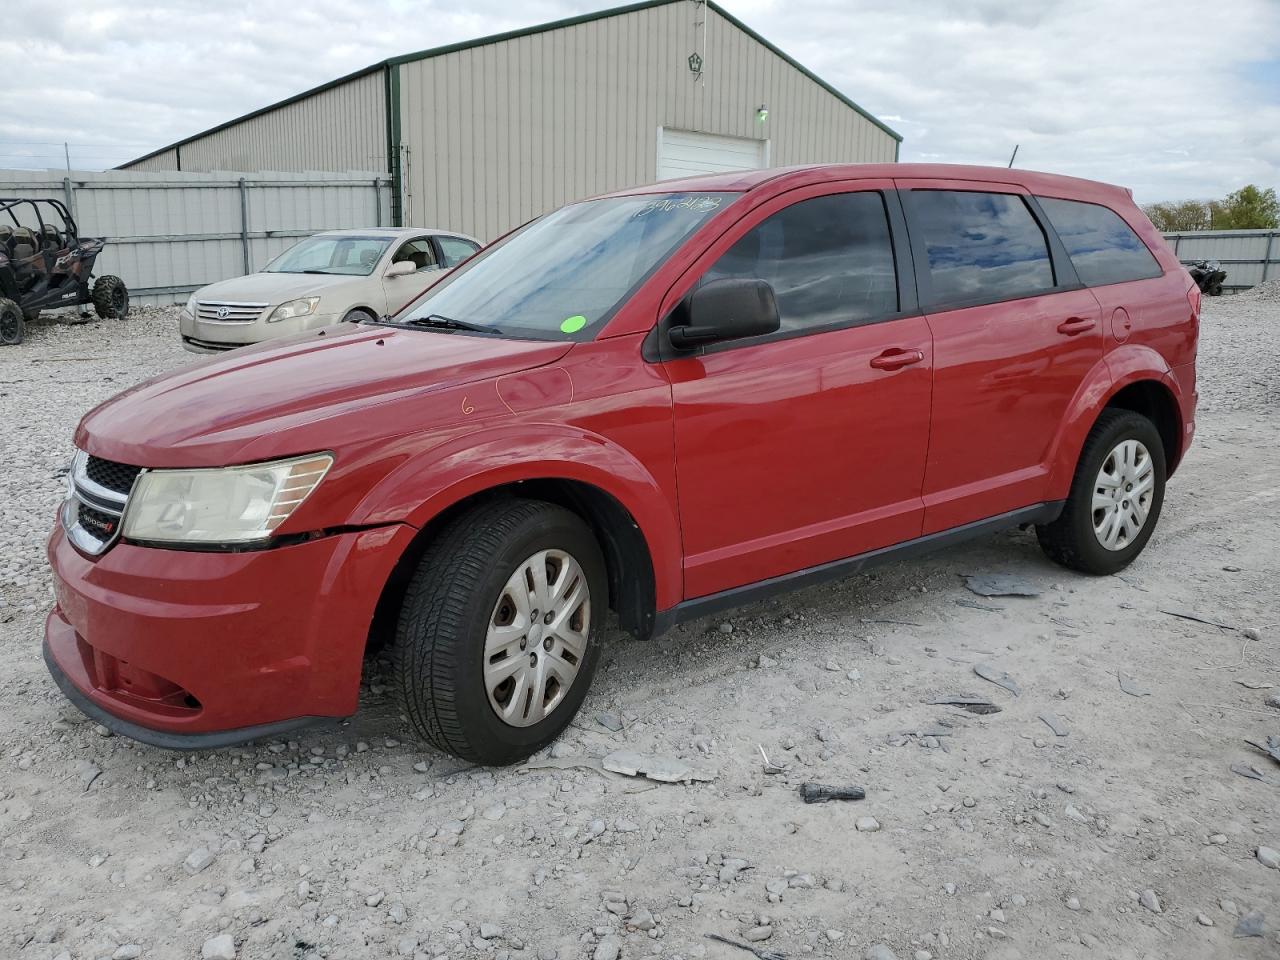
[1091,438,1154,551]
[483,549,590,727]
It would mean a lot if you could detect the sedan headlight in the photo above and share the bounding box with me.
[266,297,320,323]
[121,454,333,545]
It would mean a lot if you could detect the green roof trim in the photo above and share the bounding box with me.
[120,0,899,169]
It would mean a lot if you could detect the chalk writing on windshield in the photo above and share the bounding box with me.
[633,195,724,218]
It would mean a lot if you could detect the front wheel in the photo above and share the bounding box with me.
[92,275,129,319]
[1037,409,1166,575]
[394,498,607,765]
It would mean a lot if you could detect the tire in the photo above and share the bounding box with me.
[1036,409,1166,575]
[0,298,24,345]
[92,275,130,319]
[341,308,376,324]
[395,497,607,765]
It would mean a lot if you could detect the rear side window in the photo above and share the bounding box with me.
[702,191,898,333]
[1037,197,1162,286]
[437,236,480,267]
[905,190,1054,305]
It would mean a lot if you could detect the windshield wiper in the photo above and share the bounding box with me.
[402,313,500,334]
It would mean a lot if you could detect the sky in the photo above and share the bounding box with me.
[3,0,1278,204]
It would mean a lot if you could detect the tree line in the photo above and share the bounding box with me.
[1144,185,1279,232]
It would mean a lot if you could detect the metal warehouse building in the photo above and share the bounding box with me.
[121,0,900,241]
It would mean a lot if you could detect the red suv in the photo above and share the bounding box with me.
[45,164,1199,764]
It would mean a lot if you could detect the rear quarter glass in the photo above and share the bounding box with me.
[1036,196,1163,287]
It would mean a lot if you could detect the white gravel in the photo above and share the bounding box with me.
[1,296,1278,958]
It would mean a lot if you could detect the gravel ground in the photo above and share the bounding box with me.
[1,294,1278,960]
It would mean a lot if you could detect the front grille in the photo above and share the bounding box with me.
[195,300,268,324]
[78,503,121,540]
[63,451,137,556]
[85,456,141,496]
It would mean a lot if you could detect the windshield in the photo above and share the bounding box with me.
[264,235,393,276]
[395,192,733,339]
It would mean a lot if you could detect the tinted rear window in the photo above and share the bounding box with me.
[1037,196,1163,287]
[905,190,1054,305]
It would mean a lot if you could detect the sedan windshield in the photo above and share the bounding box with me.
[264,235,393,276]
[395,193,733,339]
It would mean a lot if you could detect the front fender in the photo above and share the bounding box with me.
[1044,345,1182,499]
[347,424,683,609]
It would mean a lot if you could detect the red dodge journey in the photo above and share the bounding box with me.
[45,164,1199,764]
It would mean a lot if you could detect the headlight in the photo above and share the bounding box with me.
[183,293,196,315]
[266,297,320,323]
[121,453,333,545]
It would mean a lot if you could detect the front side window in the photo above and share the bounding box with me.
[702,191,898,333]
[905,191,1054,305]
[1037,196,1163,287]
[392,238,438,272]
[264,235,392,276]
[397,193,732,340]
[437,236,480,267]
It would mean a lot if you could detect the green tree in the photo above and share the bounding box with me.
[1143,200,1210,232]
[1208,185,1279,229]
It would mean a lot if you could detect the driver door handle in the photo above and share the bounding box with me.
[870,348,925,371]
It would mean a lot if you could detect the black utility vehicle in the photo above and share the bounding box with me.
[0,198,129,345]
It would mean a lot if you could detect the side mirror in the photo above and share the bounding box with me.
[669,278,780,350]
[384,260,417,278]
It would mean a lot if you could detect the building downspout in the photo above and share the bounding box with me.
[384,63,403,227]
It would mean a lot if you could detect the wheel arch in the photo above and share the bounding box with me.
[1101,379,1184,476]
[1047,350,1187,498]
[365,476,663,659]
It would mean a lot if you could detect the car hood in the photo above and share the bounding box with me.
[76,324,573,466]
[194,271,361,304]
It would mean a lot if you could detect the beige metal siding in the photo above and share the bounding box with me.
[399,3,895,240]
[124,148,181,172]
[124,72,387,174]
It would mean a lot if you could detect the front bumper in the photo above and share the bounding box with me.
[44,521,416,746]
[179,309,339,351]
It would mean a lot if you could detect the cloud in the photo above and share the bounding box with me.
[1,0,1276,202]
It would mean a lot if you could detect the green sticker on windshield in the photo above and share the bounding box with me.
[560,314,587,334]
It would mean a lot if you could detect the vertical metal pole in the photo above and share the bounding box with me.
[64,142,71,172]
[61,177,76,223]
[374,179,382,227]
[1172,235,1181,255]
[238,177,251,275]
[1263,232,1275,282]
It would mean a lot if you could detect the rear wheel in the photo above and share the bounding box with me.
[1037,409,1166,575]
[92,276,129,319]
[394,498,607,765]
[0,298,24,345]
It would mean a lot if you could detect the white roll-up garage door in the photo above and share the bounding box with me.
[656,128,768,181]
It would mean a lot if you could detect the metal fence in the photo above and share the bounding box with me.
[1162,229,1278,293]
[0,169,393,305]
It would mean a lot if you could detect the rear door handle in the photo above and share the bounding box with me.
[1056,316,1096,336]
[870,348,925,371]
